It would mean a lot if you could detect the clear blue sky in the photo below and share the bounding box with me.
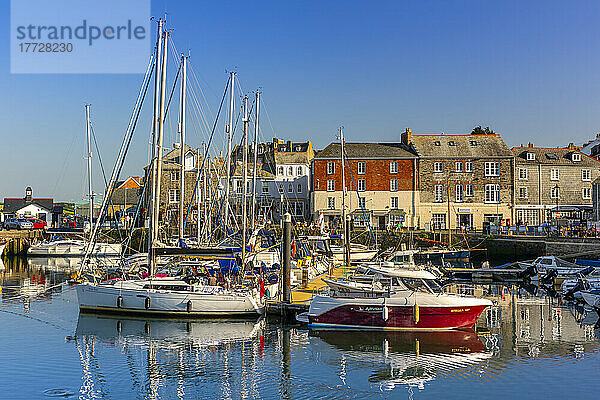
[2,0,600,201]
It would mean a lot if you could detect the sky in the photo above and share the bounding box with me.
[2,0,600,201]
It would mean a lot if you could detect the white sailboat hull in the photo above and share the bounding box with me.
[76,282,265,317]
[28,240,122,257]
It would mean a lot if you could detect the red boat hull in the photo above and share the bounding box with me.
[308,304,488,330]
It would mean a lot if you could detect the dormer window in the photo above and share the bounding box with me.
[526,152,535,161]
[470,140,478,146]
[572,153,581,162]
[448,141,456,146]
[434,141,441,146]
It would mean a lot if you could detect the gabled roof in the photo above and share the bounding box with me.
[314,142,416,160]
[511,146,600,166]
[408,134,513,158]
[275,152,311,164]
[3,197,53,213]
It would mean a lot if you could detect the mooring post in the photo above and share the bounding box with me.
[282,213,292,305]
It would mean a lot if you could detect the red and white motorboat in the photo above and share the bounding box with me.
[302,267,492,331]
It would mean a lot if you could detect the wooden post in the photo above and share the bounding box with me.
[282,213,292,304]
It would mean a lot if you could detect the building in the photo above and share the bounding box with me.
[228,138,314,223]
[311,142,418,229]
[581,133,600,160]
[512,143,600,225]
[107,176,143,221]
[401,129,515,230]
[1,187,61,226]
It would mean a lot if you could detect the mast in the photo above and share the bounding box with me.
[242,95,249,270]
[203,142,210,242]
[148,19,164,258]
[150,28,169,275]
[224,71,235,231]
[251,90,260,228]
[196,147,201,245]
[85,104,93,238]
[340,127,348,268]
[447,175,452,248]
[178,54,187,244]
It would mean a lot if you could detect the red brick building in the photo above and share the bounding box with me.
[311,142,418,228]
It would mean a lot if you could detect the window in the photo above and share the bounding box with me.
[235,180,243,194]
[573,153,581,162]
[327,197,335,210]
[327,179,335,191]
[465,183,474,197]
[390,179,398,192]
[434,141,441,146]
[583,187,592,199]
[297,166,303,175]
[484,161,499,177]
[288,183,293,193]
[526,152,535,161]
[434,162,443,173]
[456,184,463,202]
[358,179,366,192]
[518,168,528,180]
[519,187,528,199]
[278,183,284,193]
[391,197,398,209]
[288,166,293,176]
[169,189,180,203]
[170,171,180,181]
[358,197,366,208]
[327,162,335,175]
[465,161,473,172]
[582,169,591,181]
[432,213,446,230]
[449,141,456,146]
[262,181,269,193]
[484,184,500,203]
[550,186,559,199]
[551,168,560,181]
[455,162,463,172]
[434,184,444,202]
[278,166,284,176]
[470,140,478,146]
[297,184,302,193]
[357,162,365,175]
[390,161,398,174]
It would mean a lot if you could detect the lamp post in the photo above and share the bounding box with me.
[554,184,560,225]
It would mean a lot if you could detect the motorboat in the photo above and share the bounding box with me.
[28,238,122,257]
[77,276,271,317]
[524,256,595,284]
[329,243,379,263]
[581,289,600,309]
[301,266,492,330]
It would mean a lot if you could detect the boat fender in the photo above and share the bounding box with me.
[144,297,151,310]
[187,300,193,313]
[414,304,420,324]
[117,296,123,308]
[382,300,389,321]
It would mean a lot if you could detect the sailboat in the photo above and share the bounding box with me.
[28,105,123,257]
[76,21,268,317]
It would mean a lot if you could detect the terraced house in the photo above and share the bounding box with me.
[311,142,418,229]
[401,129,515,230]
[512,143,600,225]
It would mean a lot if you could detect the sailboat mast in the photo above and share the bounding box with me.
[178,54,187,244]
[224,71,235,231]
[150,28,169,275]
[447,175,452,247]
[340,126,348,267]
[85,104,93,237]
[251,90,260,229]
[242,95,249,269]
[203,142,209,242]
[148,19,164,256]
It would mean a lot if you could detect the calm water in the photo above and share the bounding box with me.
[1,256,600,399]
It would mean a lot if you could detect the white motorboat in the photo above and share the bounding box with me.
[77,277,268,317]
[330,243,379,263]
[28,239,123,257]
[302,266,492,330]
[523,256,593,283]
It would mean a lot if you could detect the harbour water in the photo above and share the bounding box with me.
[1,257,600,399]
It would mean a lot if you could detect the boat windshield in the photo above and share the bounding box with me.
[400,278,442,294]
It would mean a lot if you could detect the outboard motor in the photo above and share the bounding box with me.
[564,279,588,301]
[519,264,538,280]
[540,269,558,286]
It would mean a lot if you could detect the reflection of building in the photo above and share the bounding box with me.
[512,143,600,225]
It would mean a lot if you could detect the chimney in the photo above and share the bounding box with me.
[527,142,533,148]
[401,128,413,145]
[567,142,576,150]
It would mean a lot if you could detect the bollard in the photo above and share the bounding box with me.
[282,213,292,304]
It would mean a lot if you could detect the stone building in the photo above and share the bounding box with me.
[311,142,418,229]
[512,143,600,225]
[401,129,515,230]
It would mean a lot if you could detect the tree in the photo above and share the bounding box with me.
[471,125,495,135]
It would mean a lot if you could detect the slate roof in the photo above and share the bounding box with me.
[314,142,416,160]
[408,134,513,158]
[3,197,53,213]
[274,152,311,164]
[512,146,600,166]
